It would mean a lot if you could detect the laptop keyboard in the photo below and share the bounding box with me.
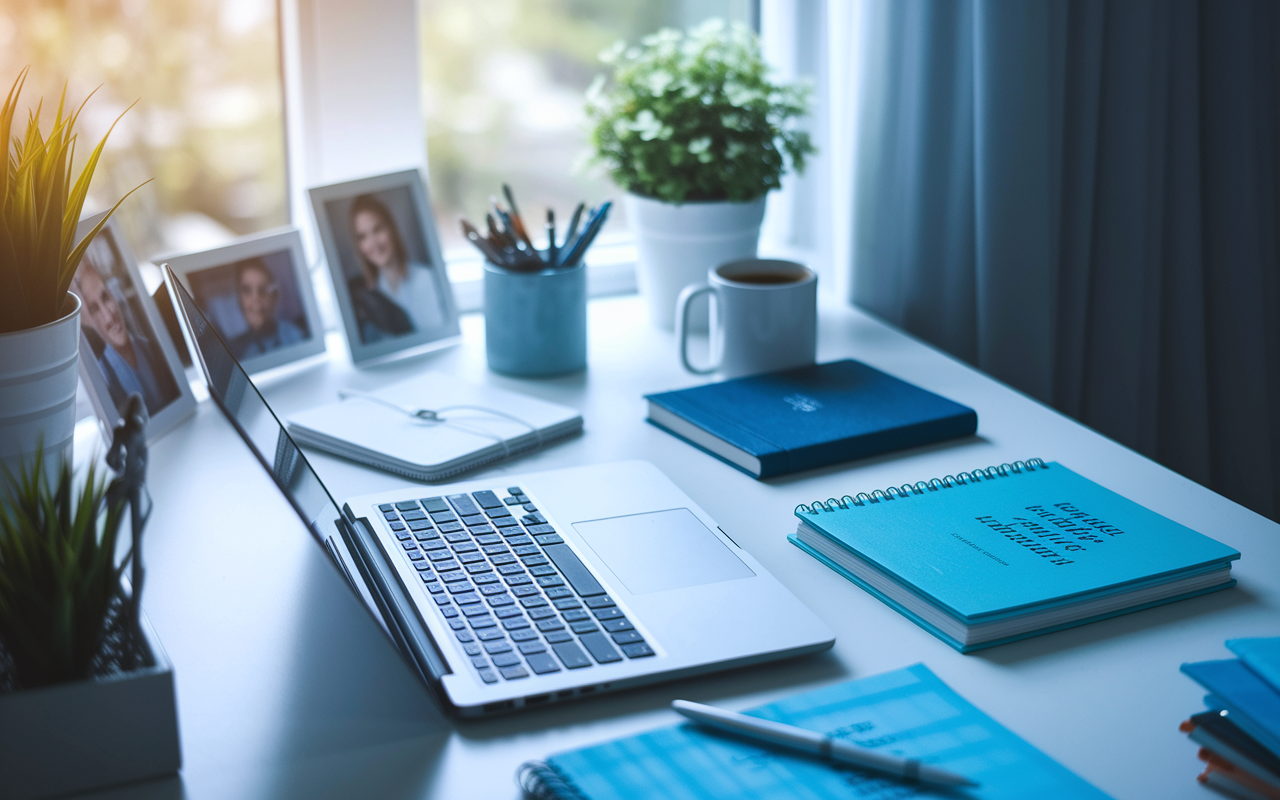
[378,486,655,684]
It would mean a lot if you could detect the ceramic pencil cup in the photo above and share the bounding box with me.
[483,261,587,376]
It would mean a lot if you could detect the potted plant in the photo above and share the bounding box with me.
[0,68,135,477]
[585,19,815,330]
[0,397,181,799]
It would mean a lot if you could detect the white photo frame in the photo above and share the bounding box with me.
[308,169,460,365]
[160,228,326,374]
[72,212,196,444]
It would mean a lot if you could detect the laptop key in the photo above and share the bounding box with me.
[529,565,556,577]
[425,582,444,594]
[553,598,581,610]
[473,490,503,509]
[534,533,565,546]
[447,493,480,516]
[544,586,574,600]
[518,640,547,655]
[504,573,532,586]
[491,554,517,566]
[470,656,489,669]
[510,628,540,641]
[620,642,655,658]
[551,641,592,669]
[469,615,497,629]
[455,629,474,642]
[536,619,565,632]
[441,606,459,618]
[476,628,505,641]
[383,511,399,521]
[393,529,412,540]
[421,497,450,513]
[455,593,482,605]
[452,542,479,554]
[569,620,599,634]
[494,605,523,618]
[476,534,503,545]
[536,575,565,588]
[407,519,433,531]
[484,640,512,654]
[427,550,455,562]
[579,632,623,664]
[497,563,525,575]
[513,544,540,556]
[592,607,624,620]
[499,665,529,680]
[527,607,556,620]
[486,506,512,519]
[521,595,548,608]
[448,618,467,631]
[544,630,573,644]
[401,540,418,550]
[541,544,606,597]
[462,604,492,618]
[440,569,469,582]
[523,513,547,525]
[526,652,561,674]
[522,555,550,567]
[507,487,524,496]
[447,582,475,594]
[464,642,481,656]
[601,618,633,633]
[511,585,540,598]
[434,595,451,606]
[389,520,406,530]
[401,509,427,521]
[464,563,493,574]
[478,668,499,684]
[502,616,530,631]
[504,496,523,506]
[493,652,522,668]
[438,521,464,533]
[487,594,515,607]
[528,525,557,536]
[522,503,537,512]
[395,501,420,511]
[562,609,589,622]
[407,551,424,561]
[379,503,395,512]
[611,630,644,645]
[479,583,507,596]
[473,573,501,585]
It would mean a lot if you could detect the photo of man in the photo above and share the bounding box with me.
[226,257,308,359]
[72,234,181,419]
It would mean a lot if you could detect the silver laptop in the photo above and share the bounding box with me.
[166,267,834,717]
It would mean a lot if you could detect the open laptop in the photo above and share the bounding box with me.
[166,267,835,717]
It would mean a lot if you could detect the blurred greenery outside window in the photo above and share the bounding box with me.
[0,0,287,294]
[420,0,755,281]
[1,0,753,294]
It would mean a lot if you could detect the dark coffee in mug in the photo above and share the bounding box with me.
[723,272,806,285]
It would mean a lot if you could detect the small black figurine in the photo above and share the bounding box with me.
[106,393,150,665]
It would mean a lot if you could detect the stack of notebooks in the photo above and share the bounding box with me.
[790,459,1240,652]
[520,663,1112,799]
[1181,639,1280,799]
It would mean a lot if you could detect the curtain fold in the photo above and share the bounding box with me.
[850,0,1280,520]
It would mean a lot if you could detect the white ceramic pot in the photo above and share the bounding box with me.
[0,293,81,479]
[625,193,766,331]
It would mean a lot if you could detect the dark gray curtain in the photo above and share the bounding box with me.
[851,0,1280,520]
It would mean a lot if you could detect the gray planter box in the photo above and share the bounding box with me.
[0,615,182,799]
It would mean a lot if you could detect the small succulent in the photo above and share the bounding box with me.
[0,450,134,690]
[585,19,815,205]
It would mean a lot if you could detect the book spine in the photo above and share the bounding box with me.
[794,458,1047,515]
[517,760,590,800]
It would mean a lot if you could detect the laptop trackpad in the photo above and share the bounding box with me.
[573,508,755,595]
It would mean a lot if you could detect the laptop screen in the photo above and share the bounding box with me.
[164,266,344,552]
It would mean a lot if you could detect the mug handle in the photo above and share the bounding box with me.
[676,283,717,375]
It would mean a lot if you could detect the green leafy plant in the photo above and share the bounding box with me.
[0,450,135,691]
[0,67,137,334]
[585,19,815,205]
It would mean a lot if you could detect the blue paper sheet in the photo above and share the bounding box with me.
[547,664,1111,800]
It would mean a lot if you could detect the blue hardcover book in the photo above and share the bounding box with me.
[644,359,977,479]
[790,459,1239,652]
[1182,659,1280,757]
[519,663,1112,800]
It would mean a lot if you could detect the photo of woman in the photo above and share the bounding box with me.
[347,193,446,343]
[309,169,459,365]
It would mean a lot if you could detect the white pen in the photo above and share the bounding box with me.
[671,699,979,789]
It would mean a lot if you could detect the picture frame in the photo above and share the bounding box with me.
[72,212,197,444]
[308,169,460,365]
[160,228,326,374]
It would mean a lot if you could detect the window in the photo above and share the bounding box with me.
[419,0,756,277]
[0,0,288,275]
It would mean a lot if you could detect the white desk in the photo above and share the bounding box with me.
[87,294,1279,800]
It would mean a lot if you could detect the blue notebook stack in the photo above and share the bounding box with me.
[519,663,1112,799]
[1181,639,1280,799]
[791,459,1239,652]
[645,360,977,479]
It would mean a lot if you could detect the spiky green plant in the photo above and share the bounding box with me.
[0,450,131,690]
[0,67,139,334]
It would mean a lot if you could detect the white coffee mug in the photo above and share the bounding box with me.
[676,259,817,378]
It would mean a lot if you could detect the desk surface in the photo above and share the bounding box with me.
[86,294,1278,800]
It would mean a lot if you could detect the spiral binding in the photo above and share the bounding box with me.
[794,458,1047,515]
[517,760,590,800]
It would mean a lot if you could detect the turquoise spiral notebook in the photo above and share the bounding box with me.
[790,459,1239,652]
[519,664,1110,800]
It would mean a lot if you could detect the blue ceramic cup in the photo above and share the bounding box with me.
[483,261,586,376]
